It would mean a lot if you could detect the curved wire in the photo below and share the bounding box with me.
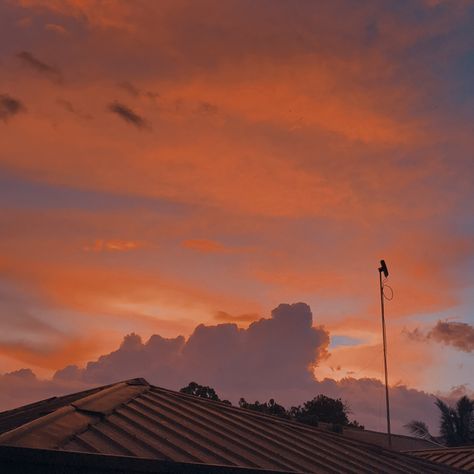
[382,283,394,300]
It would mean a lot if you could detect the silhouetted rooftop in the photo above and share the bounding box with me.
[408,446,474,472]
[0,378,462,473]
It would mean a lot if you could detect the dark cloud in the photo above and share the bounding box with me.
[108,101,149,129]
[405,320,474,353]
[17,51,62,82]
[429,320,474,352]
[0,94,25,122]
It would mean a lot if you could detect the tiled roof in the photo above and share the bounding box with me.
[0,378,462,473]
[408,446,474,472]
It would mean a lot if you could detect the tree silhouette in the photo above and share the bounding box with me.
[180,382,362,428]
[239,398,288,418]
[405,395,474,446]
[179,382,231,404]
[290,394,350,426]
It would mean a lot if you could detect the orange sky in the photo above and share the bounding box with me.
[0,0,474,430]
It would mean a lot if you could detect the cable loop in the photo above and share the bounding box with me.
[382,284,394,300]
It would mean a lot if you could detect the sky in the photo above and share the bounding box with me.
[0,0,474,434]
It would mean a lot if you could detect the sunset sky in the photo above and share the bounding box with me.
[0,0,473,433]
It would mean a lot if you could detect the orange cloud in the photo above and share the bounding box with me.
[214,311,259,323]
[1,0,473,400]
[182,239,229,253]
[0,335,104,370]
[83,239,143,252]
[44,23,67,34]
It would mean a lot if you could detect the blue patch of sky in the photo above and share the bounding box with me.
[329,335,364,349]
[0,168,191,215]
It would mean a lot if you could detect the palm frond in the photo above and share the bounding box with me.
[404,420,431,439]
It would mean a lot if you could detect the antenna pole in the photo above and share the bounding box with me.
[379,268,392,448]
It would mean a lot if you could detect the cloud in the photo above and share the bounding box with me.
[108,101,149,129]
[1,0,473,416]
[428,321,474,352]
[405,320,474,353]
[44,23,67,34]
[82,239,143,252]
[182,239,229,253]
[0,301,449,434]
[0,94,25,122]
[54,303,329,389]
[214,311,259,323]
[0,368,87,412]
[16,51,62,82]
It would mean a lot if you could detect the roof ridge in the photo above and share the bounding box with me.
[0,381,149,447]
[0,405,78,446]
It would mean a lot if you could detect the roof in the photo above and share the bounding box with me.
[0,378,462,473]
[0,445,286,473]
[408,446,474,472]
[0,383,112,435]
[339,425,440,451]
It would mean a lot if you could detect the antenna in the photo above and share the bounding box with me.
[379,259,389,278]
[378,259,392,448]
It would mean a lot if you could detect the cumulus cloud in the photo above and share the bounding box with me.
[108,101,149,129]
[405,320,474,353]
[0,302,453,434]
[16,51,62,82]
[0,369,87,412]
[54,303,329,390]
[0,94,25,122]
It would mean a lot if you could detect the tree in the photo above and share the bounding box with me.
[179,381,231,404]
[290,395,351,427]
[179,383,362,428]
[405,395,474,447]
[436,396,474,446]
[239,398,288,418]
[404,420,434,441]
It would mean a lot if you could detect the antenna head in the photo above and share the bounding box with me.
[379,259,389,278]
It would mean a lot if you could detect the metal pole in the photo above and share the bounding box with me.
[379,269,392,448]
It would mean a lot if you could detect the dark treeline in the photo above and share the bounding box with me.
[179,381,364,429]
